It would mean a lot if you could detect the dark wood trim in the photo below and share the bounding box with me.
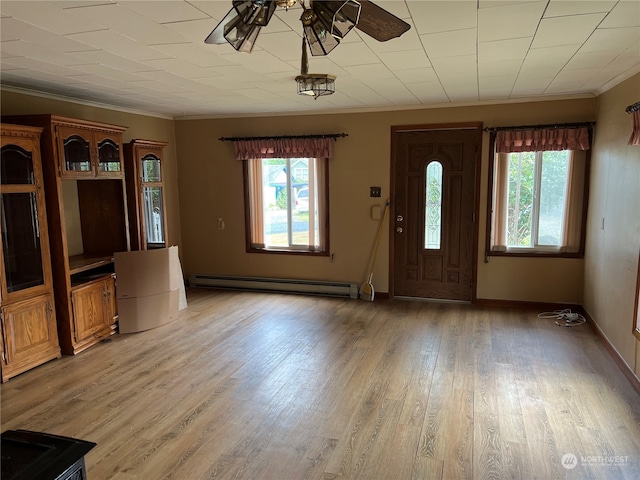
[580,307,640,397]
[475,298,583,311]
[471,125,483,303]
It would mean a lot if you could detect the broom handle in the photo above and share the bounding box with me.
[367,200,389,277]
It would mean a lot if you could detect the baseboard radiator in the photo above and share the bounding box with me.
[189,274,359,299]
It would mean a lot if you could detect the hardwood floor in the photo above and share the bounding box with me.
[2,289,639,479]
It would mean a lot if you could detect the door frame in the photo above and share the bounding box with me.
[389,122,483,302]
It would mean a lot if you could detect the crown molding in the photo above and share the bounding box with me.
[1,84,174,121]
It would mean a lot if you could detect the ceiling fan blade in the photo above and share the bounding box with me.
[355,0,411,42]
[204,7,236,44]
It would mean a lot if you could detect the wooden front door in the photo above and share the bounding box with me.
[392,126,480,301]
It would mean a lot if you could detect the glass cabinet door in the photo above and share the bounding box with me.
[141,153,165,248]
[1,145,45,293]
[61,132,91,174]
[97,137,122,174]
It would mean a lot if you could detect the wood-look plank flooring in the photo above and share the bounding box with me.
[2,289,640,479]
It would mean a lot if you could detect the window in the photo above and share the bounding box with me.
[424,161,442,250]
[487,126,591,257]
[244,157,328,254]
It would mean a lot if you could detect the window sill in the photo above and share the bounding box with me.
[247,247,329,257]
[487,249,583,259]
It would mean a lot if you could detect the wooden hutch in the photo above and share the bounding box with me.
[4,115,130,355]
[0,124,61,381]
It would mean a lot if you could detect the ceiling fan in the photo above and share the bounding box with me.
[204,0,411,56]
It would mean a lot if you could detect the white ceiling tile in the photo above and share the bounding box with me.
[600,1,640,28]
[162,18,222,44]
[580,26,640,54]
[221,51,296,74]
[67,3,187,45]
[324,42,379,67]
[0,1,104,35]
[545,80,587,94]
[151,43,236,68]
[187,1,235,20]
[431,55,477,76]
[520,45,581,76]
[1,17,98,53]
[394,67,439,84]
[554,67,602,83]
[57,1,117,8]
[531,13,607,49]
[479,74,517,89]
[2,57,85,77]
[377,50,432,71]
[421,28,476,59]
[256,31,304,63]
[408,0,477,35]
[479,85,513,100]
[70,63,149,82]
[69,50,156,72]
[479,38,531,62]
[368,1,412,20]
[68,30,173,61]
[478,59,522,78]
[119,1,209,24]
[404,81,449,104]
[565,51,619,70]
[478,1,546,42]
[344,64,395,81]
[143,57,221,79]
[544,1,616,18]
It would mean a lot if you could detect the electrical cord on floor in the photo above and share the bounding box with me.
[538,308,587,327]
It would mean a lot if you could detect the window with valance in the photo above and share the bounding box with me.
[235,137,332,255]
[487,125,592,257]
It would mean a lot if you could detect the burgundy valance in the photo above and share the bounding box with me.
[496,126,590,153]
[233,137,334,159]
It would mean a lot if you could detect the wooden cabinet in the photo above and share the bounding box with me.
[55,123,124,178]
[4,115,130,355]
[124,139,169,250]
[70,275,116,352]
[0,123,61,382]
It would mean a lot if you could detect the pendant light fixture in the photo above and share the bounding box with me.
[295,37,336,99]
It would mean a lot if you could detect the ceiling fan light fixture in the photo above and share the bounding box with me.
[275,0,298,8]
[223,12,262,52]
[233,0,277,26]
[295,74,336,99]
[295,37,336,99]
[328,0,361,39]
[301,7,339,56]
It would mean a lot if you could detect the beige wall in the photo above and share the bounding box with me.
[175,98,595,302]
[0,89,182,253]
[583,73,640,375]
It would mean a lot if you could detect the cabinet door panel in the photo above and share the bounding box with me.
[71,282,106,342]
[1,294,59,368]
[96,132,123,177]
[56,126,93,177]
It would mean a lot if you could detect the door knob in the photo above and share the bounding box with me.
[396,227,403,233]
[397,215,404,222]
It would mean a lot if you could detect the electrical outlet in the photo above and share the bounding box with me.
[217,218,225,230]
[370,186,381,197]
